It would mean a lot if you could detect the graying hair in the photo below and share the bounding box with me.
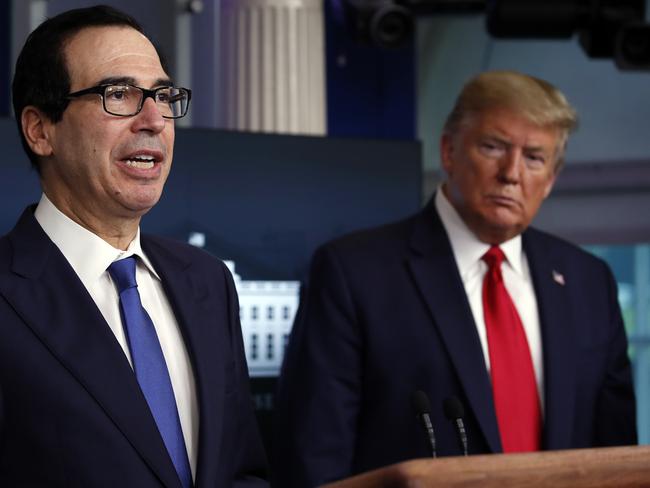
[443,71,578,170]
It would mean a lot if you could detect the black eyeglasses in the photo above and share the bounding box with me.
[66,83,192,119]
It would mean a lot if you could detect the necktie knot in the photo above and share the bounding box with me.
[108,256,138,293]
[482,246,505,270]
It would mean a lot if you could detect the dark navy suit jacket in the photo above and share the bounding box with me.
[273,199,637,487]
[0,207,268,487]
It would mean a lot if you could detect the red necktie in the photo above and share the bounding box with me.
[482,246,541,452]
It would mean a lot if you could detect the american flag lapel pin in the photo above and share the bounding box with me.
[552,270,565,286]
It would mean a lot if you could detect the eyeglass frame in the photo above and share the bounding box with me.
[65,83,192,119]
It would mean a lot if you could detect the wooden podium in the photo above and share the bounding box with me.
[321,446,650,488]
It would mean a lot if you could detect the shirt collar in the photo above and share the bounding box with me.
[434,185,525,277]
[34,193,160,283]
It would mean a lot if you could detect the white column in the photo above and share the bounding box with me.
[11,0,48,86]
[174,0,194,127]
[219,0,326,135]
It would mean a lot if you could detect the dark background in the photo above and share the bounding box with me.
[0,117,423,453]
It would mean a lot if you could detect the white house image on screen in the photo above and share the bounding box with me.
[187,233,300,377]
[224,261,300,377]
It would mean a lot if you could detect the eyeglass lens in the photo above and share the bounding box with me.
[103,85,189,118]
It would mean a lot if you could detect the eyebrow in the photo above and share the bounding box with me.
[483,134,550,154]
[524,146,549,154]
[482,134,510,147]
[96,76,174,88]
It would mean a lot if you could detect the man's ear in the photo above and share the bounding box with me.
[21,106,54,157]
[543,172,557,199]
[440,132,454,174]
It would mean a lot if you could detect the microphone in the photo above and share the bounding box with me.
[411,390,437,458]
[443,396,468,456]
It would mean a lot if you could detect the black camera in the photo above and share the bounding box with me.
[616,23,650,70]
[345,0,414,48]
[487,0,650,70]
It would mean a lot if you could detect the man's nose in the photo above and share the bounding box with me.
[498,150,521,183]
[131,97,166,133]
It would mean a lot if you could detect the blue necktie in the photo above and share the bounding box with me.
[109,257,192,488]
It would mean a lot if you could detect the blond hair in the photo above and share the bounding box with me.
[443,71,578,170]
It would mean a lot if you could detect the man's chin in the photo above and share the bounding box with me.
[486,207,525,227]
[119,195,160,218]
[488,219,526,242]
[471,211,525,243]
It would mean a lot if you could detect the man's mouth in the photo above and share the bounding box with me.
[124,154,156,169]
[120,149,164,170]
[487,194,519,207]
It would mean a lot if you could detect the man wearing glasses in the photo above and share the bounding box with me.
[2,5,267,487]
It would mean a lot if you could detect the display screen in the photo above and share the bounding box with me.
[0,119,422,449]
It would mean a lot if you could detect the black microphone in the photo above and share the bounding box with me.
[411,390,437,458]
[443,396,468,456]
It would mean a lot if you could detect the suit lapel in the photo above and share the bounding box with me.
[142,237,226,488]
[406,203,502,453]
[0,208,183,488]
[523,231,577,449]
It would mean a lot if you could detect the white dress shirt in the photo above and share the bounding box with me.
[34,193,198,477]
[435,189,545,409]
